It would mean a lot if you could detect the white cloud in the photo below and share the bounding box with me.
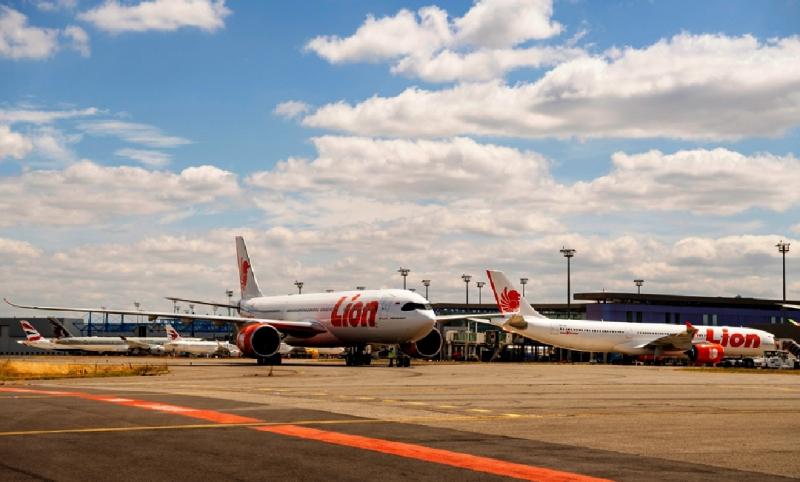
[791,225,800,235]
[0,125,33,160]
[0,107,99,124]
[304,34,800,140]
[0,161,240,227]
[454,0,562,47]
[0,6,59,59]
[0,238,41,257]
[115,148,171,167]
[35,0,78,13]
[63,25,90,57]
[574,149,800,215]
[29,126,81,163]
[392,46,583,83]
[79,0,231,33]
[273,101,311,120]
[306,0,566,82]
[78,120,190,148]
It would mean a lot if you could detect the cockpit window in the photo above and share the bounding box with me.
[401,302,431,311]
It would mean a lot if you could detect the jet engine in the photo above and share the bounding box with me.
[687,343,724,364]
[400,328,442,358]
[236,323,281,358]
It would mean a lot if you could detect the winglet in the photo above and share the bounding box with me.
[685,321,698,337]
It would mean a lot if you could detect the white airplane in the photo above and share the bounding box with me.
[483,270,778,364]
[17,320,129,353]
[47,317,202,355]
[162,324,242,357]
[6,236,495,366]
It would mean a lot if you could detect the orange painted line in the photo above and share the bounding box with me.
[256,425,611,482]
[1,387,610,481]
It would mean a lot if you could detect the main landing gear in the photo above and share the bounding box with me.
[344,346,372,366]
[256,353,282,365]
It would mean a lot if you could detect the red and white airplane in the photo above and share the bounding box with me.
[483,270,778,364]
[6,237,490,366]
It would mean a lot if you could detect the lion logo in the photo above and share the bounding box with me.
[240,259,250,292]
[499,288,521,313]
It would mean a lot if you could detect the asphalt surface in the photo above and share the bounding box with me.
[1,358,798,481]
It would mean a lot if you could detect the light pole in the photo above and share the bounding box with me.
[777,241,790,301]
[421,279,431,300]
[226,289,233,316]
[560,247,576,318]
[461,274,472,304]
[398,267,410,290]
[520,278,528,297]
[134,301,141,335]
[634,279,644,294]
[476,281,486,304]
[294,280,304,294]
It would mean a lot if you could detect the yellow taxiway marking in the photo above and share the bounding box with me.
[381,399,397,403]
[502,413,523,418]
[0,413,556,438]
[403,401,428,406]
[468,408,492,413]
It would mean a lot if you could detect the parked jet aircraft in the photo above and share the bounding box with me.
[163,324,242,357]
[17,320,129,353]
[483,270,778,364]
[6,237,496,366]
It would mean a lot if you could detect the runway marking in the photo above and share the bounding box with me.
[0,387,611,482]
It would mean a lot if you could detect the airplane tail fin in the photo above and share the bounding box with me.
[236,236,263,300]
[48,317,72,339]
[19,320,43,341]
[165,324,182,342]
[486,270,544,318]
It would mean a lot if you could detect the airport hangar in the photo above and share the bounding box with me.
[2,291,797,359]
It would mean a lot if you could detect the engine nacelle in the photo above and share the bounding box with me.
[688,343,724,364]
[400,328,442,358]
[236,323,281,358]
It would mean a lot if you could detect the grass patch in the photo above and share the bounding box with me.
[0,359,168,381]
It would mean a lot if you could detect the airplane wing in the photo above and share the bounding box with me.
[4,299,327,338]
[120,337,155,350]
[165,296,239,309]
[435,312,504,321]
[638,322,698,351]
[782,304,800,310]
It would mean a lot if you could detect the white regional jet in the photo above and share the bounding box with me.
[6,237,494,366]
[484,270,778,364]
[162,325,241,357]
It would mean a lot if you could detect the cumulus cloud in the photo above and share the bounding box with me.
[35,0,77,13]
[0,6,59,59]
[0,161,240,227]
[575,149,800,215]
[304,34,800,140]
[306,0,567,82]
[78,120,190,148]
[273,101,311,120]
[0,125,33,160]
[79,0,231,33]
[115,148,171,167]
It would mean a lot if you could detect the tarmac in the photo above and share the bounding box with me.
[1,357,798,481]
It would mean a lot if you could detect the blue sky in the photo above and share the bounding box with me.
[1,0,799,311]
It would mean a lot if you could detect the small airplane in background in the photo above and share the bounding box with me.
[482,270,778,364]
[163,324,242,358]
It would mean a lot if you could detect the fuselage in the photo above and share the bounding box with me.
[506,318,777,357]
[239,289,436,347]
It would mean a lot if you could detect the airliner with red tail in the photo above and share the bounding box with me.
[5,237,494,366]
[483,270,777,364]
